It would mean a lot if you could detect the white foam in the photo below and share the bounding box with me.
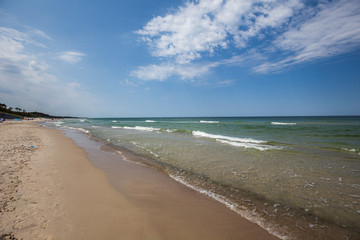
[112,120,118,122]
[79,119,85,122]
[169,174,289,240]
[112,126,160,132]
[341,148,358,152]
[192,131,266,144]
[124,126,160,132]
[200,120,219,123]
[145,120,156,122]
[192,131,282,151]
[271,122,296,126]
[217,139,282,151]
[64,126,89,134]
[116,151,146,166]
[165,129,175,133]
[54,121,64,127]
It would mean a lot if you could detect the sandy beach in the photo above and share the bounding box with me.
[0,121,277,240]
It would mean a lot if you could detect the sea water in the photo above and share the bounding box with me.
[45,116,360,238]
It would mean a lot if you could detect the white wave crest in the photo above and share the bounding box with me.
[54,121,64,127]
[271,122,296,126]
[112,126,160,131]
[200,120,219,123]
[217,139,282,151]
[64,126,89,134]
[341,148,359,155]
[112,120,118,122]
[192,131,266,144]
[192,131,282,151]
[125,126,160,131]
[145,120,156,122]
[342,147,357,152]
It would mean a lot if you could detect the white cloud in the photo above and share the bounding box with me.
[58,51,86,64]
[120,78,139,87]
[135,0,360,80]
[0,27,94,116]
[131,61,219,81]
[255,0,360,72]
[137,0,303,64]
[131,49,266,81]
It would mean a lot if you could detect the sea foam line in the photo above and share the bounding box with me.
[271,122,296,126]
[192,131,266,144]
[200,120,219,123]
[111,126,160,132]
[216,139,282,151]
[117,151,147,166]
[192,131,282,151]
[169,174,289,240]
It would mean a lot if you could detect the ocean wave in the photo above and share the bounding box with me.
[341,147,357,152]
[130,141,160,158]
[192,131,282,151]
[271,122,296,126]
[216,139,282,151]
[200,120,219,123]
[111,126,160,132]
[64,126,90,134]
[54,121,64,127]
[112,120,118,122]
[145,120,156,123]
[341,148,360,155]
[124,126,160,131]
[192,131,266,144]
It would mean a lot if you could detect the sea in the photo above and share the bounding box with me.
[44,116,360,239]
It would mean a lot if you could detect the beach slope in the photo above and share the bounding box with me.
[0,122,277,239]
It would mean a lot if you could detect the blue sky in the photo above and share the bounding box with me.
[0,0,359,117]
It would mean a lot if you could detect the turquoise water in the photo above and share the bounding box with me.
[46,116,360,238]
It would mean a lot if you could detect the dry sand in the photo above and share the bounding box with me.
[0,121,277,239]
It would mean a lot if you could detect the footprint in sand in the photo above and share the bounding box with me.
[13,222,23,230]
[41,220,49,229]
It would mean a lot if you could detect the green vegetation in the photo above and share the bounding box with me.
[0,102,73,119]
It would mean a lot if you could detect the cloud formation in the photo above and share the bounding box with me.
[255,0,360,72]
[134,0,360,81]
[131,62,219,81]
[0,27,93,116]
[58,51,86,64]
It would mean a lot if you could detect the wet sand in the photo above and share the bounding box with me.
[0,121,277,239]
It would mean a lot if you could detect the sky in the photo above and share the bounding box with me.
[0,0,359,117]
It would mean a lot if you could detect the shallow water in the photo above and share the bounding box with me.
[45,116,360,238]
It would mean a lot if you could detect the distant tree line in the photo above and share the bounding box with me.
[0,102,73,118]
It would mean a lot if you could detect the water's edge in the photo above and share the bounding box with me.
[46,123,359,240]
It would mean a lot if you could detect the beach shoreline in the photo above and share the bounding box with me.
[0,121,278,239]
